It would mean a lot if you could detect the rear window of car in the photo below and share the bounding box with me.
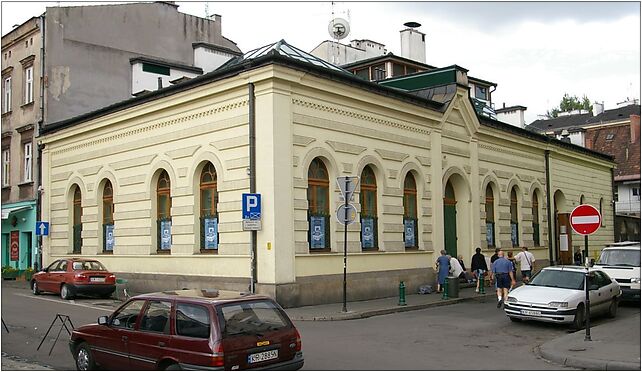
[597,249,641,267]
[218,300,290,337]
[176,303,211,339]
[72,261,107,271]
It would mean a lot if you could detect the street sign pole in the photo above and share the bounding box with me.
[584,234,591,341]
[342,177,348,313]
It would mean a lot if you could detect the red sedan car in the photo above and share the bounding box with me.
[31,258,116,300]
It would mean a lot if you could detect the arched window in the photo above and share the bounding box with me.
[360,166,378,250]
[73,186,82,254]
[200,163,218,251]
[308,158,330,251]
[157,170,172,252]
[510,187,519,247]
[102,181,114,252]
[485,185,495,247]
[599,197,604,226]
[580,195,585,205]
[532,192,540,246]
[403,173,418,249]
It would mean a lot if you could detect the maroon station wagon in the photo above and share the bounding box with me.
[69,289,304,370]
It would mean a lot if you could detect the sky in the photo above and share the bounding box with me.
[1,1,640,124]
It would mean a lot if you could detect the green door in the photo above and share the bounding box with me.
[443,180,457,257]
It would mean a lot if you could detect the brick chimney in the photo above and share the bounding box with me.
[630,114,640,144]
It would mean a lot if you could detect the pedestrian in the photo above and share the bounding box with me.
[435,250,450,293]
[574,248,582,266]
[470,247,488,293]
[507,251,517,287]
[490,248,500,263]
[490,250,516,308]
[514,246,536,283]
[450,255,464,281]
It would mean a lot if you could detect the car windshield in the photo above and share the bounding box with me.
[218,300,290,337]
[72,261,107,271]
[597,249,640,267]
[529,270,585,290]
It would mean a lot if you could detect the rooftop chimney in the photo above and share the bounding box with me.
[592,102,604,116]
[400,22,426,63]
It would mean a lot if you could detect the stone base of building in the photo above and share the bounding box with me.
[115,268,435,308]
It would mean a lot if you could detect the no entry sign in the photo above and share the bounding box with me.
[570,204,602,235]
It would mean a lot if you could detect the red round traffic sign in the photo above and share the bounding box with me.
[570,204,602,235]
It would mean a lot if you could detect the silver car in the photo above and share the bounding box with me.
[504,266,621,329]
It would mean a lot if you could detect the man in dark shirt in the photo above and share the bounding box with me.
[491,250,516,308]
[490,248,500,263]
[470,247,488,293]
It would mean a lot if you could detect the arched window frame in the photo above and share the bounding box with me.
[72,186,82,254]
[360,166,378,250]
[532,191,540,247]
[485,184,496,248]
[580,194,585,205]
[510,187,519,247]
[403,173,418,249]
[102,180,114,253]
[156,170,172,253]
[599,197,605,227]
[200,163,219,252]
[307,158,330,251]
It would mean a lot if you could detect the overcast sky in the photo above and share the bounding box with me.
[1,1,640,124]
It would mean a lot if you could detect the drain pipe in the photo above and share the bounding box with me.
[36,14,46,271]
[248,83,257,293]
[545,150,554,265]
[611,167,616,242]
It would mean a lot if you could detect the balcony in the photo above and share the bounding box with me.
[615,200,641,216]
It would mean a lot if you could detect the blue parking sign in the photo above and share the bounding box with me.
[242,193,261,220]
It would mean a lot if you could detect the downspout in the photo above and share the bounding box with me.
[611,167,616,242]
[545,150,554,265]
[36,14,46,271]
[248,83,256,293]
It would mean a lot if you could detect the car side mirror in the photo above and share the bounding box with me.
[98,316,109,325]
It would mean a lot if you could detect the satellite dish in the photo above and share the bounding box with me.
[328,18,350,40]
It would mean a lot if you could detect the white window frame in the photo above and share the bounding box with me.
[23,142,32,182]
[24,66,33,104]
[3,76,11,113]
[2,149,9,186]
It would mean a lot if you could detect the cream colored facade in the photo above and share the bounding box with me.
[40,57,615,307]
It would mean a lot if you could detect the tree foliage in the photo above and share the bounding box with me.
[546,94,592,118]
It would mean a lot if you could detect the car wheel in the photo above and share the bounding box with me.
[509,316,522,322]
[607,298,618,318]
[75,342,96,371]
[31,280,41,295]
[573,303,585,330]
[61,284,74,300]
[165,363,182,370]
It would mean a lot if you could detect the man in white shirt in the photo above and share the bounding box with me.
[449,255,464,279]
[514,247,536,283]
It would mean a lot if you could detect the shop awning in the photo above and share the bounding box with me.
[1,205,33,219]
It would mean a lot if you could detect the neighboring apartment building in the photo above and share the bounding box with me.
[39,40,614,307]
[527,102,641,242]
[1,1,241,270]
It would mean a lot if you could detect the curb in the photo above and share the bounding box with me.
[537,345,641,371]
[290,293,494,321]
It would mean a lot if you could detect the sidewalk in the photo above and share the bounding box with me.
[285,283,494,321]
[538,313,641,370]
[1,353,54,371]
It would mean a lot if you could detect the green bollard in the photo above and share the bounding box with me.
[398,281,407,306]
[479,272,485,294]
[442,278,449,300]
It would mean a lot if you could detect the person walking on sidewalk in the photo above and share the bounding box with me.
[435,250,450,293]
[471,247,488,293]
[514,246,536,283]
[491,250,516,308]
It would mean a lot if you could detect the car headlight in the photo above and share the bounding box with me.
[506,296,518,303]
[548,301,568,308]
[631,277,641,284]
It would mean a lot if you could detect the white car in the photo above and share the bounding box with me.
[504,266,621,329]
[593,242,640,301]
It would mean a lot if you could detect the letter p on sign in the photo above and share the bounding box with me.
[242,193,261,220]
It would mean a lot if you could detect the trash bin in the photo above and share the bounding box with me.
[447,276,459,298]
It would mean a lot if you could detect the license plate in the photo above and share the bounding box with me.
[90,277,105,282]
[521,309,541,316]
[248,349,278,364]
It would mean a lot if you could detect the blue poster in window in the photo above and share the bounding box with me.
[361,217,375,248]
[486,223,494,246]
[511,223,518,246]
[160,220,172,250]
[404,219,415,247]
[204,218,218,250]
[310,216,326,249]
[105,224,115,251]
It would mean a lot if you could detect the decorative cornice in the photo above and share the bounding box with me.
[293,98,431,135]
[478,143,540,161]
[374,149,409,162]
[165,145,200,160]
[325,140,367,155]
[292,135,316,147]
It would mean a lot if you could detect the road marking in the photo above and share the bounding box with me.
[14,293,115,312]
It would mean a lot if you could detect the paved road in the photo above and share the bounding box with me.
[1,284,639,370]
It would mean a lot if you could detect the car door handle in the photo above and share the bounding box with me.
[122,336,128,342]
[158,341,166,347]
